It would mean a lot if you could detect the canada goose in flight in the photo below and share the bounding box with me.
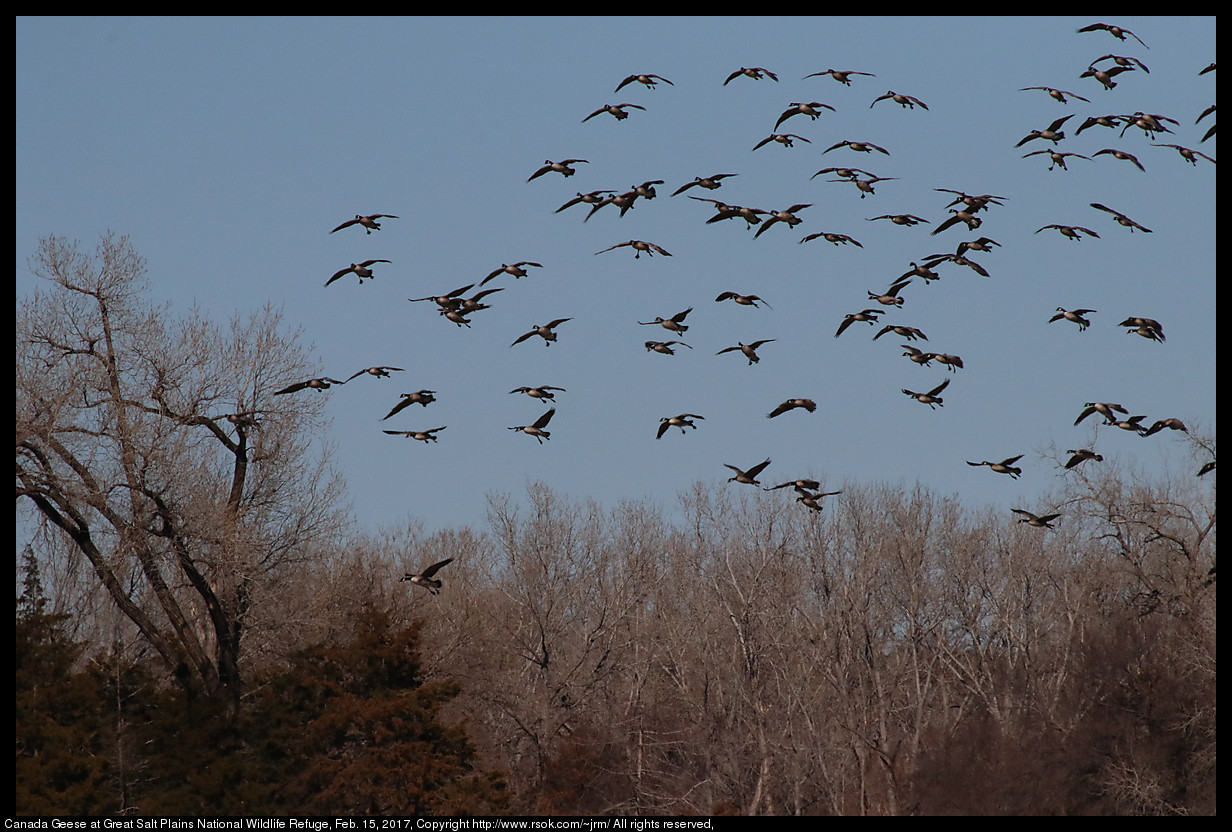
[724,458,772,486]
[870,90,929,110]
[717,339,775,365]
[638,307,692,333]
[765,478,823,493]
[811,166,875,180]
[383,426,446,443]
[1022,148,1091,170]
[1118,316,1165,341]
[556,190,617,214]
[1076,114,1124,135]
[509,408,555,443]
[511,319,572,347]
[829,175,898,198]
[345,366,405,382]
[331,214,398,234]
[1064,449,1104,469]
[931,353,965,372]
[800,231,863,247]
[510,385,566,401]
[656,413,705,439]
[752,133,812,150]
[400,558,453,595]
[630,180,665,200]
[1110,415,1150,435]
[806,68,875,85]
[874,324,928,342]
[582,102,645,122]
[834,308,883,337]
[922,253,990,277]
[440,309,472,328]
[1016,114,1074,147]
[1093,54,1150,73]
[868,280,910,306]
[672,173,738,196]
[899,261,941,283]
[868,214,929,227]
[481,261,543,285]
[615,73,673,92]
[1035,224,1100,241]
[1157,144,1216,165]
[644,340,692,355]
[754,204,812,237]
[901,345,934,366]
[1090,202,1152,233]
[1143,417,1188,437]
[823,139,890,156]
[954,237,1001,256]
[796,489,844,512]
[455,287,505,315]
[1080,64,1135,90]
[690,197,768,227]
[931,208,983,235]
[1074,402,1127,426]
[1093,148,1145,171]
[527,159,588,181]
[1020,86,1090,104]
[1119,112,1178,139]
[1011,509,1062,528]
[967,455,1024,478]
[716,291,770,309]
[584,190,639,221]
[1198,460,1216,477]
[725,66,778,84]
[1076,22,1149,48]
[767,398,816,418]
[595,240,672,258]
[382,390,437,420]
[326,259,392,287]
[774,101,836,130]
[935,189,1007,211]
[902,378,950,409]
[1049,307,1096,331]
[274,376,347,395]
[408,283,475,311]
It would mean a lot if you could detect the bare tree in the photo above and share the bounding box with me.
[16,234,347,710]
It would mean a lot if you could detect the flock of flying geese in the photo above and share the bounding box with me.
[273,22,1213,588]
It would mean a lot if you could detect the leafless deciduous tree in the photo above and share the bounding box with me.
[16,234,347,710]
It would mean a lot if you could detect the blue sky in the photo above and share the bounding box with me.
[16,16,1216,535]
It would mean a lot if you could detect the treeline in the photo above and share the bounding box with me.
[18,471,1215,815]
[17,236,1215,815]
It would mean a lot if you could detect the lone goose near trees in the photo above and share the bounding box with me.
[527,159,588,181]
[967,455,1025,479]
[724,458,773,486]
[717,339,775,365]
[400,558,453,595]
[1012,509,1062,528]
[901,378,950,409]
[1050,307,1097,331]
[511,318,572,347]
[382,390,438,420]
[1065,449,1104,469]
[274,376,347,395]
[508,408,556,443]
[383,426,446,443]
[656,413,705,439]
[767,398,816,418]
[331,214,398,234]
[326,259,392,287]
